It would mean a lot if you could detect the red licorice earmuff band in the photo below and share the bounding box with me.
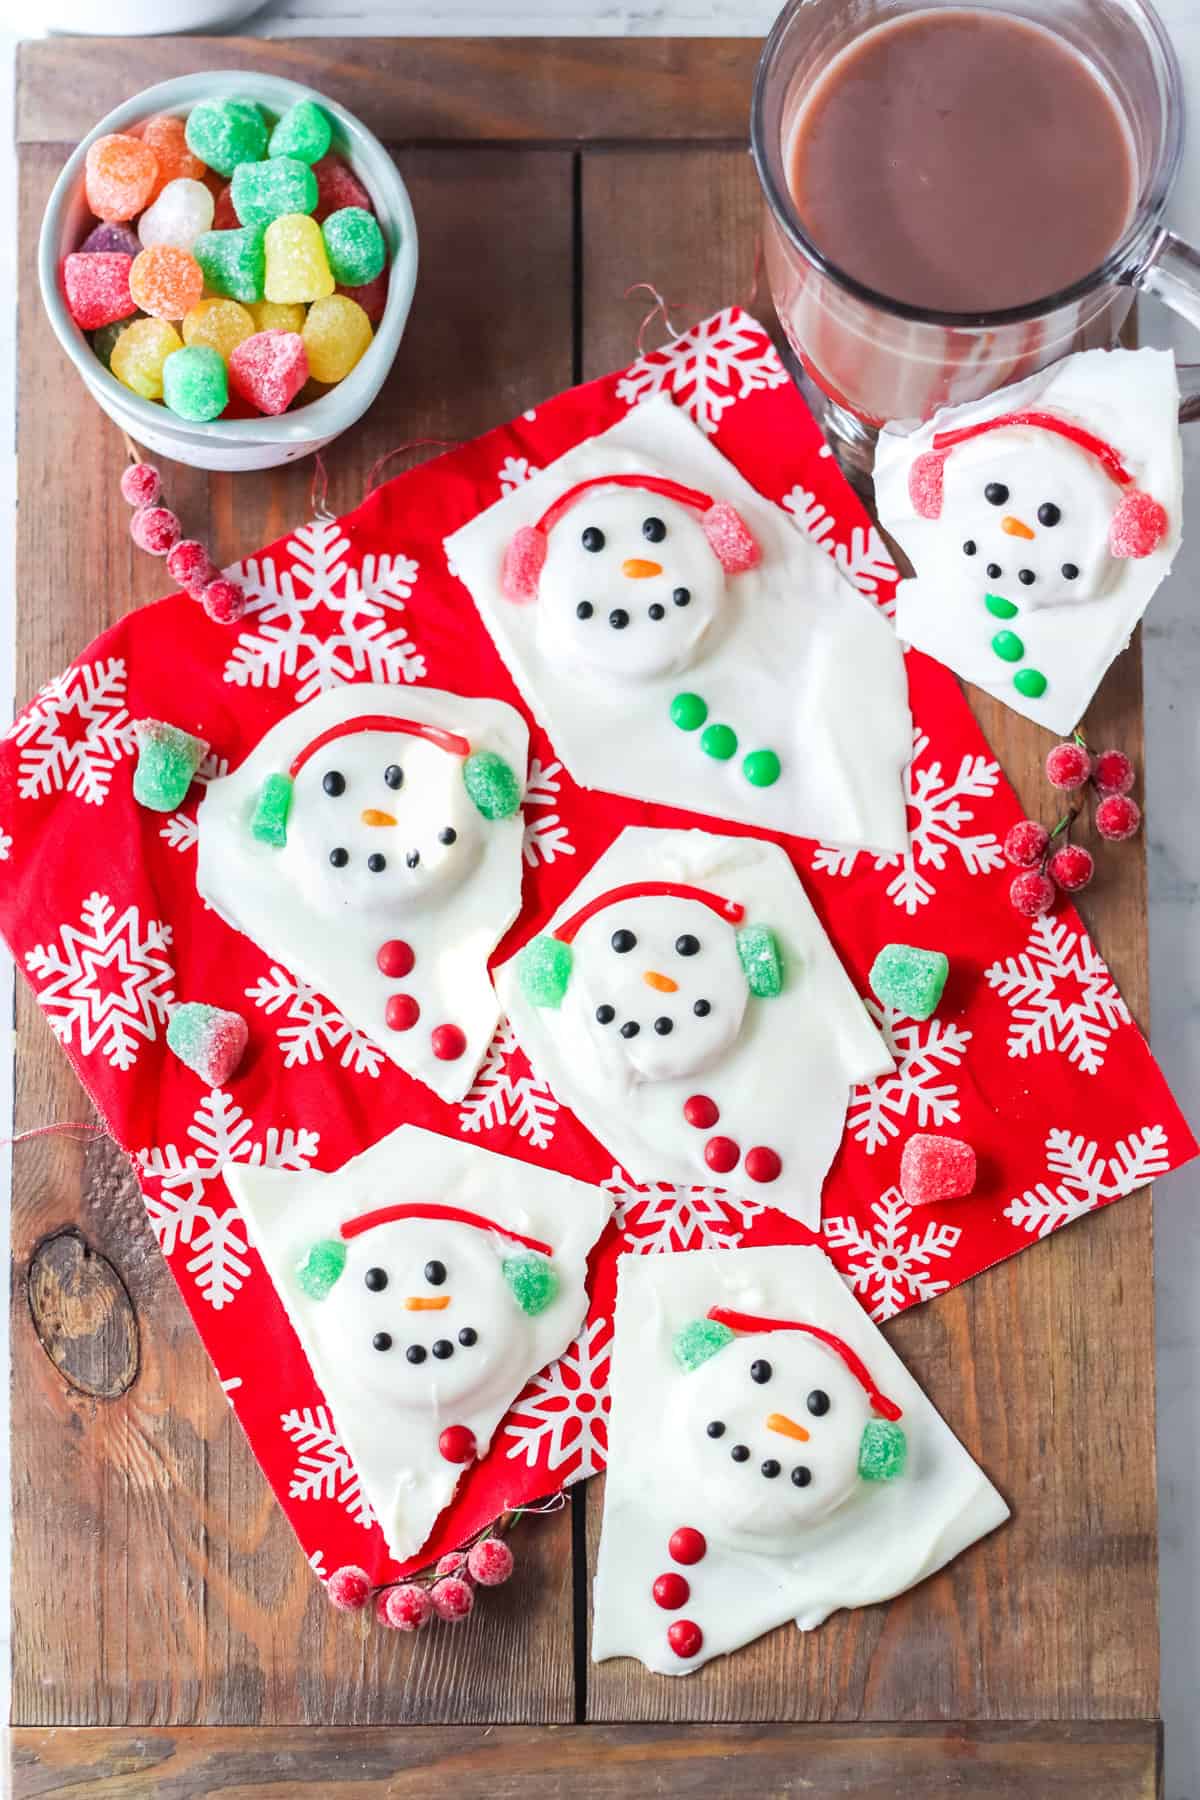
[932,412,1136,487]
[533,474,723,536]
[706,1306,904,1421]
[340,1201,553,1258]
[288,714,472,778]
[552,881,745,945]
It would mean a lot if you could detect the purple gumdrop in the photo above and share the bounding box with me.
[80,221,142,257]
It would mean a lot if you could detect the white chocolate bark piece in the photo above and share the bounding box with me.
[592,1247,1008,1674]
[496,825,892,1230]
[227,1125,612,1565]
[196,683,528,1103]
[875,347,1182,733]
[446,396,911,854]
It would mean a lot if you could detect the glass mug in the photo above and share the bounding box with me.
[751,0,1200,474]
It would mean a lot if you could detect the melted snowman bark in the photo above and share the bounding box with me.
[226,1126,612,1565]
[496,826,892,1230]
[195,685,528,1103]
[446,397,911,854]
[592,1248,1008,1674]
[875,347,1182,733]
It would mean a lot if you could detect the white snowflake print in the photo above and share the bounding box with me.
[499,454,539,495]
[246,965,384,1078]
[137,1089,319,1309]
[824,1187,962,1322]
[521,755,575,869]
[309,1548,328,1579]
[224,518,426,702]
[0,824,11,860]
[848,1000,972,1154]
[616,307,788,435]
[813,728,1004,913]
[159,752,229,854]
[11,656,135,807]
[457,1020,559,1151]
[25,891,174,1072]
[1005,1124,1169,1239]
[781,485,900,606]
[503,1314,611,1481]
[280,1404,374,1527]
[604,1165,764,1254]
[985,913,1131,1076]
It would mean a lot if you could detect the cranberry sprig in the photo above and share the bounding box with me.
[119,460,247,624]
[1003,732,1141,917]
[324,1511,518,1633]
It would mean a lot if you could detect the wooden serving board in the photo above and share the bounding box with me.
[11,37,1160,1799]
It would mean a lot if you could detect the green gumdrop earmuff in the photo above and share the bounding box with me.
[735,923,785,997]
[501,1250,559,1316]
[518,934,573,1008]
[858,1418,907,1482]
[296,1237,347,1300]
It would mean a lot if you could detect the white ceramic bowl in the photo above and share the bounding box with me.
[38,72,419,472]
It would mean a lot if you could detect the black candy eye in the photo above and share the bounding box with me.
[323,770,345,796]
[706,1420,725,1438]
[693,999,711,1017]
[648,603,665,620]
[368,852,387,873]
[576,601,594,619]
[806,1389,830,1416]
[611,929,636,953]
[985,483,1009,506]
[582,526,605,552]
[458,1327,478,1347]
[642,516,667,543]
[329,847,349,868]
[620,1021,640,1039]
[405,849,420,869]
[439,828,457,845]
[372,1332,392,1352]
[653,1016,673,1035]
[986,563,1002,580]
[608,608,629,629]
[364,1266,388,1292]
[750,1359,772,1385]
[675,934,700,956]
[731,1444,750,1463]
[673,587,690,607]
[425,1260,447,1285]
[791,1465,812,1488]
[384,764,403,790]
[761,1459,781,1479]
[1038,502,1062,526]
[1018,569,1036,586]
[595,1004,615,1024]
[432,1339,454,1359]
[963,540,977,556]
[406,1344,426,1364]
[1062,563,1080,580]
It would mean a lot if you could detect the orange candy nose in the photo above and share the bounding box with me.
[622,558,663,578]
[766,1412,811,1442]
[1000,515,1035,540]
[643,970,679,993]
[404,1295,451,1310]
[361,808,397,827]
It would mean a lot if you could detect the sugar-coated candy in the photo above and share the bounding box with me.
[132,717,207,810]
[900,1133,976,1207]
[251,771,293,845]
[110,316,182,398]
[201,576,248,624]
[296,1238,346,1301]
[232,156,318,226]
[246,298,305,333]
[461,748,521,820]
[735,923,784,997]
[858,1419,907,1482]
[336,270,388,325]
[672,1317,734,1372]
[85,132,158,221]
[182,297,255,363]
[163,344,228,421]
[138,177,214,252]
[869,942,948,1020]
[264,213,334,303]
[62,252,135,330]
[194,224,267,303]
[384,1583,434,1631]
[301,293,372,382]
[321,206,386,285]
[91,317,136,368]
[130,505,181,555]
[166,1001,249,1085]
[466,1536,514,1587]
[141,113,207,198]
[269,98,333,165]
[184,98,268,179]
[167,537,219,598]
[325,1565,371,1613]
[212,183,238,230]
[228,329,308,415]
[79,220,140,257]
[120,461,161,508]
[518,934,571,1008]
[312,152,372,222]
[130,245,203,321]
[501,1251,558,1316]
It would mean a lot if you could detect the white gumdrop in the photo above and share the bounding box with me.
[138,177,215,252]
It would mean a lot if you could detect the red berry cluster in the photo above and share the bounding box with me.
[1003,736,1141,917]
[325,1526,516,1634]
[119,461,247,624]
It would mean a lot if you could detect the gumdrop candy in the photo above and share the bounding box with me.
[184,98,269,178]
[111,316,181,397]
[91,317,136,368]
[321,206,386,285]
[501,1251,558,1316]
[264,213,334,303]
[62,253,135,330]
[166,1002,249,1085]
[336,270,388,326]
[301,293,372,382]
[129,505,181,555]
[120,462,161,507]
[182,297,255,363]
[232,155,318,228]
[167,538,219,598]
[79,221,141,257]
[251,771,293,845]
[163,344,228,421]
[503,525,547,600]
[138,177,214,252]
[858,1419,907,1482]
[735,923,784,997]
[899,1133,976,1206]
[132,718,207,810]
[703,501,761,573]
[194,224,267,303]
[247,298,305,333]
[518,934,572,1008]
[269,98,333,165]
[296,1238,346,1301]
[129,245,204,321]
[141,113,206,197]
[312,152,372,222]
[85,132,158,221]
[868,942,948,1020]
[672,1317,734,1372]
[461,748,521,820]
[228,329,308,415]
[212,183,238,230]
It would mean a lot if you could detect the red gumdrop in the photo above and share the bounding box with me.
[666,1619,703,1659]
[1109,489,1169,558]
[212,183,239,230]
[1096,793,1141,842]
[652,1572,689,1610]
[431,1023,467,1061]
[386,993,420,1032]
[377,938,415,978]
[1045,741,1092,791]
[63,252,136,330]
[337,270,389,326]
[1093,749,1135,796]
[430,1575,475,1622]
[1003,818,1049,868]
[683,1094,719,1130]
[191,1009,249,1085]
[438,1424,476,1464]
[1010,870,1056,917]
[668,1527,706,1566]
[502,525,547,601]
[744,1146,781,1184]
[202,577,247,624]
[229,330,310,417]
[467,1536,514,1587]
[167,538,220,599]
[702,501,761,573]
[384,1582,434,1631]
[120,462,161,509]
[130,505,181,555]
[908,448,947,518]
[326,1564,371,1611]
[313,152,373,222]
[899,1133,976,1206]
[704,1135,740,1175]
[1048,843,1095,893]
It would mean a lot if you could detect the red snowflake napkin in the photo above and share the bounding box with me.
[0,307,1192,1587]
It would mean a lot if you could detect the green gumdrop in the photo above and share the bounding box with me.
[672,1317,734,1372]
[194,224,268,303]
[858,1418,908,1482]
[269,98,333,165]
[296,1238,347,1301]
[1014,667,1048,699]
[502,1252,558,1316]
[463,750,522,820]
[869,943,948,1022]
[251,772,293,846]
[670,691,707,732]
[185,98,269,178]
[132,719,207,812]
[736,923,784,998]
[518,935,572,1008]
[322,207,386,285]
[700,722,738,761]
[742,748,781,787]
[232,157,319,227]
[162,345,228,423]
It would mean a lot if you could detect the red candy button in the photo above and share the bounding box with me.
[652,1572,690,1610]
[683,1094,719,1130]
[386,993,420,1032]
[438,1424,476,1464]
[667,1619,703,1659]
[704,1135,740,1175]
[668,1527,706,1565]
[377,938,415,978]
[744,1145,782,1183]
[431,1023,467,1061]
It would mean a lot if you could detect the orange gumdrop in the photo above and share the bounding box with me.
[129,245,204,321]
[141,114,206,200]
[85,133,159,223]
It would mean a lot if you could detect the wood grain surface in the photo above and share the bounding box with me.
[11,33,1161,1792]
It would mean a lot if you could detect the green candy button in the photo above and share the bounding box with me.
[670,691,708,731]
[991,629,1025,663]
[985,592,1019,620]
[1014,667,1048,698]
[742,748,781,787]
[700,723,738,761]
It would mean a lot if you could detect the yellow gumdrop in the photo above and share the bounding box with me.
[110,316,184,400]
[246,299,306,333]
[302,295,374,384]
[182,297,255,364]
[264,213,334,304]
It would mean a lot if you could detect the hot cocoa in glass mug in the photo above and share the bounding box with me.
[752,0,1200,473]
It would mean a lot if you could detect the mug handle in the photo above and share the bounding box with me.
[1131,227,1200,421]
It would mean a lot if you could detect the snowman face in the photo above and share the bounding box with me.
[535,489,722,682]
[679,1334,872,1545]
[937,432,1117,610]
[569,896,748,1084]
[286,732,483,916]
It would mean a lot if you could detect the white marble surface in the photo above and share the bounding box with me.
[2,5,1199,1791]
